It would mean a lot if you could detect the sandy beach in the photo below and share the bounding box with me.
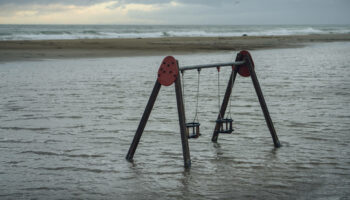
[1,33,350,62]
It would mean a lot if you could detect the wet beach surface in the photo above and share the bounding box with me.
[1,42,350,199]
[1,34,350,62]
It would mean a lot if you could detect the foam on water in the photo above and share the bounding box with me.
[0,24,350,40]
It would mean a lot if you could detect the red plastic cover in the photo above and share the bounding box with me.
[237,50,255,77]
[157,56,179,86]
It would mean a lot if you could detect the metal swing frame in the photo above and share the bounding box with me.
[126,51,281,168]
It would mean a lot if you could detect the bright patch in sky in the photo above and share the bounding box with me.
[0,1,166,24]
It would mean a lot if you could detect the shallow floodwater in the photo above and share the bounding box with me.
[1,42,350,199]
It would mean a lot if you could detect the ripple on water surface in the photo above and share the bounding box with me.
[1,42,350,199]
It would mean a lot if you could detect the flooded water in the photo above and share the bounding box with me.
[1,42,350,199]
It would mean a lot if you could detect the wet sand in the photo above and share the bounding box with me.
[1,33,350,62]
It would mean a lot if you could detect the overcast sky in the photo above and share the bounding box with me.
[0,0,349,24]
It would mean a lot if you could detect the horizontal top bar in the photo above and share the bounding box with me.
[179,60,245,71]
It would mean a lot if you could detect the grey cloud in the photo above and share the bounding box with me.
[114,0,239,7]
[125,0,350,24]
[0,0,349,24]
[0,0,238,6]
[0,0,108,6]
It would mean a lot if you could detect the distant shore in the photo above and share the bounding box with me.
[1,34,350,62]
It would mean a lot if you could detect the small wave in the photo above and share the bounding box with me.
[0,126,49,131]
[64,125,85,129]
[21,187,65,191]
[40,31,72,35]
[302,136,329,141]
[98,106,123,110]
[0,139,33,144]
[66,154,104,158]
[3,106,25,111]
[37,166,118,173]
[92,136,117,140]
[21,150,105,158]
[21,151,60,156]
[53,115,82,119]
[44,139,61,144]
[82,30,100,34]
[7,161,24,164]
[162,31,170,37]
[90,141,114,144]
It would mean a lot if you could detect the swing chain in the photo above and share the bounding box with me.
[217,66,222,119]
[193,68,201,123]
[181,70,185,111]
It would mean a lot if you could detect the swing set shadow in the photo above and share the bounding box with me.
[126,50,281,168]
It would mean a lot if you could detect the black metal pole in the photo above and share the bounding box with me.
[246,58,281,148]
[212,69,238,142]
[174,72,191,168]
[126,80,161,161]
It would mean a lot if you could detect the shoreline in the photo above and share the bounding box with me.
[1,34,350,62]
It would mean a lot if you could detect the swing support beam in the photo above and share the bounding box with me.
[246,57,281,147]
[126,51,281,169]
[179,61,246,71]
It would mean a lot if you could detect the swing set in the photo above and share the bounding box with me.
[126,50,281,168]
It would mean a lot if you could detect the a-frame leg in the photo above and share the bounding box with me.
[246,58,281,148]
[126,80,161,161]
[212,69,238,142]
[174,75,191,168]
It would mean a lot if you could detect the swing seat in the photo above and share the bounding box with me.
[216,118,233,134]
[186,122,201,138]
